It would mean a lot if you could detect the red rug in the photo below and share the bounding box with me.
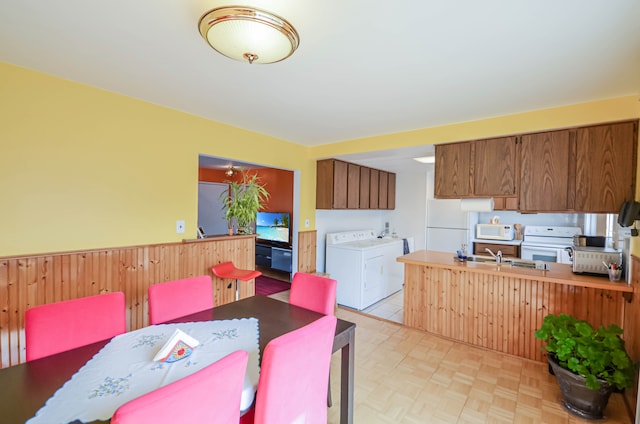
[255,276,291,296]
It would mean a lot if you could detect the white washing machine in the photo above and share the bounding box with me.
[326,230,404,310]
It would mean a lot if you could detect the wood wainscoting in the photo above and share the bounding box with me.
[0,235,256,368]
[403,263,627,363]
[297,230,317,273]
[624,255,640,419]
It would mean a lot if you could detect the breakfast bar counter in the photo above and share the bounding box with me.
[397,250,632,362]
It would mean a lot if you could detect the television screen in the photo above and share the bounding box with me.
[256,212,290,245]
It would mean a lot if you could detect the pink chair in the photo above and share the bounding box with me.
[25,292,126,361]
[289,272,338,406]
[289,272,337,316]
[240,315,337,424]
[148,275,213,324]
[111,350,248,424]
[211,262,262,301]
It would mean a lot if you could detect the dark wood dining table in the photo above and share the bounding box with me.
[0,295,356,424]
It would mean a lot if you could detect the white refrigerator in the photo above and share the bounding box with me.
[426,199,472,253]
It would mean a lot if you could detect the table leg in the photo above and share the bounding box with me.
[235,280,239,301]
[340,328,355,424]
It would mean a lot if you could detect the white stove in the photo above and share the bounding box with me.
[521,226,581,264]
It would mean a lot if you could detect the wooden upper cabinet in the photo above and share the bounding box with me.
[519,130,571,212]
[347,163,361,209]
[436,119,638,213]
[316,159,348,209]
[369,169,379,209]
[574,121,638,212]
[473,136,518,197]
[434,142,471,197]
[359,167,370,208]
[378,171,388,209]
[316,158,396,210]
[387,173,396,209]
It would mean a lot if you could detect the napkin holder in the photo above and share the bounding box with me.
[153,329,200,363]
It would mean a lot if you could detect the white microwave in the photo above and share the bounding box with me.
[476,224,515,241]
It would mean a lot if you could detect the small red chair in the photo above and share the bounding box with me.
[25,292,126,361]
[211,262,262,301]
[240,315,337,424]
[111,350,248,424]
[148,276,213,324]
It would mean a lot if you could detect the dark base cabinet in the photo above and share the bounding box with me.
[473,242,519,258]
[256,243,292,273]
[256,244,272,268]
[272,247,293,273]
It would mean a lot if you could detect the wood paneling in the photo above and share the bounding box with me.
[297,230,317,273]
[317,158,395,210]
[0,236,256,368]
[473,242,519,258]
[434,141,471,197]
[519,130,571,212]
[369,169,379,209]
[575,121,638,212]
[316,159,336,209]
[387,173,396,210]
[624,255,640,419]
[473,136,518,197]
[403,263,626,363]
[378,171,388,209]
[359,167,370,208]
[347,164,360,209]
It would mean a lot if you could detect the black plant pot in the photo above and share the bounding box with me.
[548,356,614,420]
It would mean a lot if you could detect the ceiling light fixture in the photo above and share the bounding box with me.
[198,6,300,64]
[225,167,236,177]
[413,156,435,164]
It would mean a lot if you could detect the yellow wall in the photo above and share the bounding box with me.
[310,96,640,157]
[0,62,315,256]
[310,96,640,253]
[2,61,639,257]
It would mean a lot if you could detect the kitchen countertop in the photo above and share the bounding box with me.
[397,250,632,293]
[472,238,522,246]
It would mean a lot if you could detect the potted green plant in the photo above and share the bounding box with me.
[534,313,634,420]
[220,170,269,235]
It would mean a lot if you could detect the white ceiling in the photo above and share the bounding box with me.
[1,1,639,172]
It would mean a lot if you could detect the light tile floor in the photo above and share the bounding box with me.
[361,289,404,324]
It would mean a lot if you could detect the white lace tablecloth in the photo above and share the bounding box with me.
[27,318,259,424]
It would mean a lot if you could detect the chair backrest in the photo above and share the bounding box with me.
[25,292,126,361]
[148,275,213,324]
[252,315,337,424]
[111,350,248,424]
[289,272,337,316]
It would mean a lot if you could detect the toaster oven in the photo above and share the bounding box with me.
[571,246,622,276]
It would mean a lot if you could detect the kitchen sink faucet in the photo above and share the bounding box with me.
[485,248,503,264]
